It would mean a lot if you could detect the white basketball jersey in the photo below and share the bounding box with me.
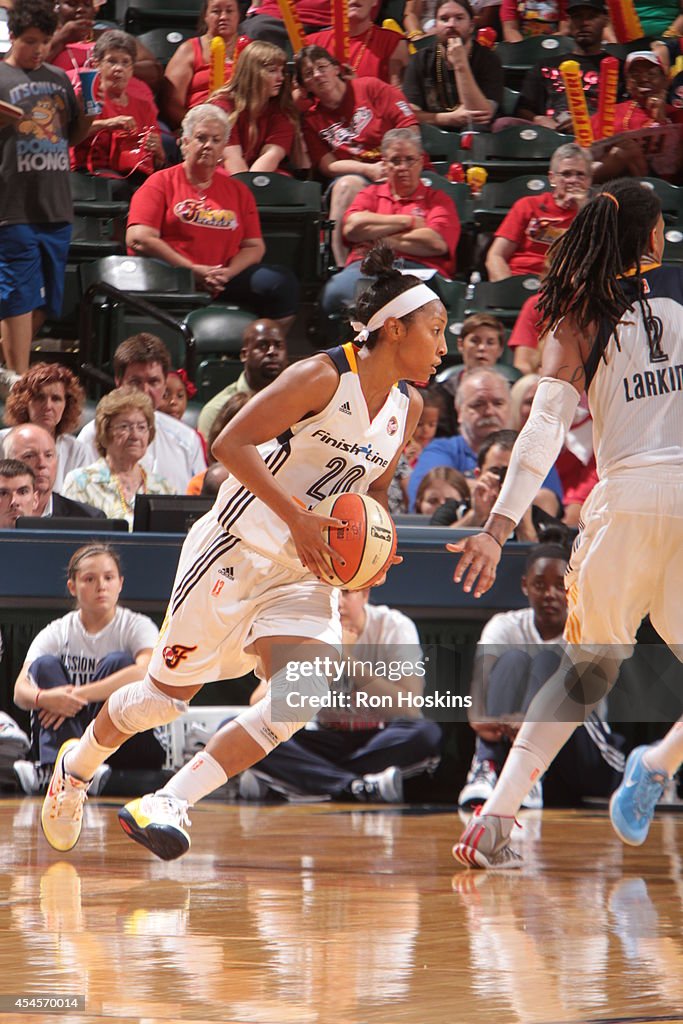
[207,344,411,570]
[585,264,683,478]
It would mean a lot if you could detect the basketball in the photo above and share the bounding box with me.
[315,493,397,590]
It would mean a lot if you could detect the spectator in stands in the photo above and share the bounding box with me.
[1,363,89,490]
[438,313,507,401]
[595,51,683,134]
[77,334,206,492]
[0,458,38,526]
[70,30,164,198]
[402,0,503,130]
[158,368,196,422]
[197,319,288,440]
[321,128,460,319]
[65,388,173,526]
[127,105,300,330]
[414,465,470,516]
[408,367,512,509]
[295,46,418,265]
[307,0,410,87]
[200,460,229,495]
[485,142,592,281]
[13,542,163,795]
[239,588,442,803]
[0,0,93,379]
[633,0,683,39]
[515,0,612,129]
[48,0,162,94]
[161,0,241,129]
[510,373,597,526]
[390,383,447,514]
[4,423,105,518]
[507,293,542,374]
[501,0,567,41]
[242,0,331,48]
[188,391,250,493]
[210,41,299,174]
[449,427,561,534]
[458,543,624,810]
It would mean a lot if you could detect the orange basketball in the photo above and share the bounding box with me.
[316,493,397,591]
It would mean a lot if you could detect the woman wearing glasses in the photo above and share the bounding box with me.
[62,387,172,527]
[321,128,461,319]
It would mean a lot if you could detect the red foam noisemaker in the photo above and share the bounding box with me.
[447,161,466,182]
[332,0,350,64]
[476,27,497,47]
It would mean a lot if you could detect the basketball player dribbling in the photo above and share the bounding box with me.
[448,178,683,869]
[41,245,448,860]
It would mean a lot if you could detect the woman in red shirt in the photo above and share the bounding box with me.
[161,0,240,129]
[210,41,299,174]
[126,104,300,330]
[486,142,592,280]
[71,30,164,198]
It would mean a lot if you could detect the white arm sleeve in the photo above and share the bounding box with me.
[492,377,581,526]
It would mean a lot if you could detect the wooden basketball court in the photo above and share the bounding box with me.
[2,797,683,1024]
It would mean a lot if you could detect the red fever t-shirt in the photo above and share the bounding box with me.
[303,76,417,167]
[495,191,578,277]
[127,164,262,266]
[211,95,294,165]
[343,180,460,277]
[306,25,402,82]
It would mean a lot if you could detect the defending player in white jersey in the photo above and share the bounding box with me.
[448,178,683,869]
[41,244,448,860]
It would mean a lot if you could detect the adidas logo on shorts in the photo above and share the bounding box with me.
[339,401,352,415]
[218,566,235,580]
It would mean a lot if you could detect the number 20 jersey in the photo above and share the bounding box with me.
[207,344,411,571]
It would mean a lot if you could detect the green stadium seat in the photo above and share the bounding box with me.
[474,173,550,231]
[464,125,572,182]
[641,178,683,226]
[501,86,521,117]
[466,274,541,327]
[494,35,575,90]
[135,26,194,63]
[183,305,256,357]
[418,170,475,278]
[121,0,202,35]
[664,227,683,264]
[420,123,462,164]
[603,37,654,61]
[233,172,325,293]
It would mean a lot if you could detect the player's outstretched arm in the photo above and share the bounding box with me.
[448,318,588,598]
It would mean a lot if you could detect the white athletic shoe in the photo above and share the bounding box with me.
[41,739,91,852]
[520,778,544,810]
[362,766,404,803]
[452,809,523,870]
[118,793,192,861]
[458,757,499,809]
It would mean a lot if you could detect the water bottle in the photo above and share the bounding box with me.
[465,271,481,304]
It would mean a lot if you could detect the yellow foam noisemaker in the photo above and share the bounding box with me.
[559,59,594,147]
[208,36,225,94]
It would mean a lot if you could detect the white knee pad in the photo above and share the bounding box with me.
[236,664,330,753]
[108,676,189,735]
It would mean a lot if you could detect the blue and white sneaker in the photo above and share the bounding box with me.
[609,745,669,847]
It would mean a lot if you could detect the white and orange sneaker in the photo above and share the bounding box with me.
[41,739,90,852]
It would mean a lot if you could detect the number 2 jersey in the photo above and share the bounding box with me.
[206,343,411,571]
[585,263,683,479]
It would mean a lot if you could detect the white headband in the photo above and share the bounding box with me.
[350,283,438,344]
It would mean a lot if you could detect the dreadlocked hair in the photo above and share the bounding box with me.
[536,178,661,359]
[350,244,424,348]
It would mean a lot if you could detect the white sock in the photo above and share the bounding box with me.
[158,751,228,806]
[64,722,119,783]
[643,719,683,777]
[482,720,578,817]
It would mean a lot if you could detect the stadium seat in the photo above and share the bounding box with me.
[494,35,575,91]
[79,257,210,392]
[135,26,194,63]
[474,173,550,231]
[420,123,462,164]
[641,178,683,226]
[427,277,467,354]
[664,227,683,265]
[466,274,541,327]
[501,86,521,117]
[418,170,475,277]
[121,0,202,35]
[603,37,654,61]
[183,305,256,407]
[464,125,572,181]
[69,172,129,219]
[232,172,325,294]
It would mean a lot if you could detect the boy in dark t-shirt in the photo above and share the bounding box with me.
[0,0,91,380]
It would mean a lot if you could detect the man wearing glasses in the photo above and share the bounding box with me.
[321,127,461,318]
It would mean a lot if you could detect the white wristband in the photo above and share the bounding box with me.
[492,377,581,526]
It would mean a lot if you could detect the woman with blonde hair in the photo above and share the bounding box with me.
[62,388,172,527]
[210,40,299,174]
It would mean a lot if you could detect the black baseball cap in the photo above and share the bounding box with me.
[566,0,606,11]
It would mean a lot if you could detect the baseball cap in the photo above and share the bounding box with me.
[566,0,606,12]
[624,51,665,71]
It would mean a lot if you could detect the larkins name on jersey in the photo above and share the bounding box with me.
[623,365,683,403]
